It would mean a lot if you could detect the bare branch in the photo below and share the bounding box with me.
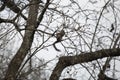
[50,48,120,80]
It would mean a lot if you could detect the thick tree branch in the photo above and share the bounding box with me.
[1,0,20,13]
[3,0,51,80]
[0,3,5,11]
[37,0,51,26]
[50,48,120,80]
[4,0,39,80]
[1,0,27,20]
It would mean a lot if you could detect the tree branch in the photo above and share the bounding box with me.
[1,0,27,20]
[2,0,20,13]
[50,48,120,80]
[4,0,39,80]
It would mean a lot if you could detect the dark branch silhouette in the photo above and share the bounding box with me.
[53,29,65,51]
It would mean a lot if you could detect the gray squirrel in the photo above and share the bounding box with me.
[53,29,65,51]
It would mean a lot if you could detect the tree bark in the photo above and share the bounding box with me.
[50,48,120,80]
[4,0,39,80]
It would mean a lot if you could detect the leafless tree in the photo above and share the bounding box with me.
[0,0,120,80]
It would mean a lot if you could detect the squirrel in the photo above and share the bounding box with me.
[53,29,65,51]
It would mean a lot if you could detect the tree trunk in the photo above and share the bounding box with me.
[4,0,39,80]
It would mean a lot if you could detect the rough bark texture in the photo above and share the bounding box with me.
[4,0,39,80]
[50,48,120,80]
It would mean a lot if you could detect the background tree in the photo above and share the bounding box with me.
[0,0,120,80]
